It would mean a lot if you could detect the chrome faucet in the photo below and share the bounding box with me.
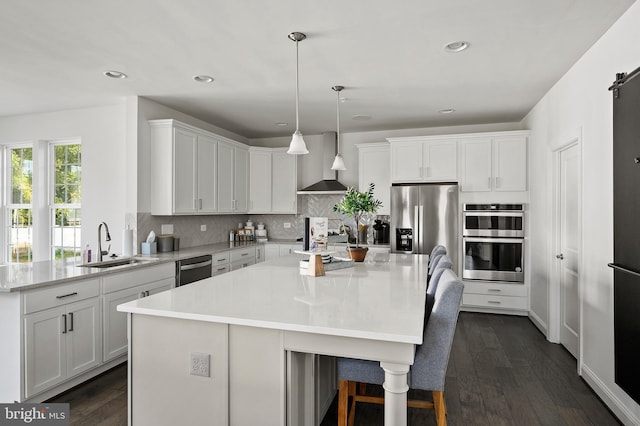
[98,222,112,262]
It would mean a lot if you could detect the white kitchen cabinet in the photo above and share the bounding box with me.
[388,138,457,183]
[279,244,299,256]
[230,247,256,270]
[461,280,528,315]
[249,147,297,214]
[357,143,390,215]
[248,149,272,212]
[272,150,297,213]
[459,133,528,192]
[255,245,265,263]
[218,141,248,213]
[265,244,281,260]
[102,263,174,362]
[24,296,101,399]
[150,120,217,214]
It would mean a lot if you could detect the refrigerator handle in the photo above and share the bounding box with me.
[414,205,420,253]
[419,205,424,253]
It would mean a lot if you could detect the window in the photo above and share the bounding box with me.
[50,142,82,260]
[6,146,33,263]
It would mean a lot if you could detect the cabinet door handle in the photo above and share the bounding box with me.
[425,166,430,178]
[68,312,74,332]
[199,199,203,210]
[62,314,67,334]
[488,177,491,188]
[495,176,500,188]
[56,292,78,299]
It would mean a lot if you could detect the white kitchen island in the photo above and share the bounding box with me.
[118,252,428,426]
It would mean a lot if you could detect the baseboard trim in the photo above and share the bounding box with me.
[581,363,640,425]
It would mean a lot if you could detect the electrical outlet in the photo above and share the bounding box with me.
[283,222,291,229]
[161,224,173,235]
[200,224,207,232]
[190,353,210,377]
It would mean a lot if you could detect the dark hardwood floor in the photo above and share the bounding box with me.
[48,312,621,425]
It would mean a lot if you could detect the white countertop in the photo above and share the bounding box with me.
[0,241,265,293]
[118,253,428,344]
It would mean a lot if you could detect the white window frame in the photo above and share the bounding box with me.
[48,139,81,261]
[3,143,34,263]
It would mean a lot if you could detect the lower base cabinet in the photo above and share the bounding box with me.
[461,280,528,314]
[24,297,101,399]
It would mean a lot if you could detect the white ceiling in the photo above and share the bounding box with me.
[0,0,634,139]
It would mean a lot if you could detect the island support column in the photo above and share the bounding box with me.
[380,361,410,425]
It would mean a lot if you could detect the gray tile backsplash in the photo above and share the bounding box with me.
[137,194,389,250]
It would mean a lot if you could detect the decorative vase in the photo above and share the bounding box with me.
[347,246,368,262]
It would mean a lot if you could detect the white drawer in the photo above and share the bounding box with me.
[230,247,255,263]
[212,264,230,276]
[24,278,101,314]
[212,251,231,265]
[230,259,256,271]
[462,293,528,311]
[462,281,527,297]
[102,262,175,294]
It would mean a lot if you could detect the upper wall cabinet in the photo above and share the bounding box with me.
[357,143,390,216]
[149,119,248,215]
[248,147,297,214]
[459,133,528,192]
[388,137,457,183]
[217,141,248,213]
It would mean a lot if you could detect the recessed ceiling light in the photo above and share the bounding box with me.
[443,41,469,53]
[103,70,127,79]
[439,108,455,114]
[276,122,288,127]
[352,115,371,121]
[193,75,214,83]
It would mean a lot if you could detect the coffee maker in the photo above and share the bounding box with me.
[373,220,390,244]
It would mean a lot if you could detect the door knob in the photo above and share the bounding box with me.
[556,253,564,260]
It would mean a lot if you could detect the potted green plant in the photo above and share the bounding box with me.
[333,183,382,261]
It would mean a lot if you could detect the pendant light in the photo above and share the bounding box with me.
[331,85,346,170]
[287,32,309,155]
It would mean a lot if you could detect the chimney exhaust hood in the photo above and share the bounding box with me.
[297,132,348,195]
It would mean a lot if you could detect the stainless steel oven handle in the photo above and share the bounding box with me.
[463,211,524,217]
[179,260,212,271]
[463,237,524,243]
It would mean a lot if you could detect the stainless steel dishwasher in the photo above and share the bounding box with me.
[175,254,212,287]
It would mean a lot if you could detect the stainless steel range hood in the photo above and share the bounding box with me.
[297,132,348,195]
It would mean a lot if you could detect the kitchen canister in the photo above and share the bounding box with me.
[157,235,174,252]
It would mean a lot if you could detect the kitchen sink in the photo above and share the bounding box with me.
[78,257,159,269]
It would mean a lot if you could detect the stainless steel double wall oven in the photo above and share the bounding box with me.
[462,203,525,282]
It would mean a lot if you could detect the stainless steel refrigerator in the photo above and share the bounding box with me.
[390,183,459,270]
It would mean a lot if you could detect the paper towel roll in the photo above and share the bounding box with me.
[122,228,133,256]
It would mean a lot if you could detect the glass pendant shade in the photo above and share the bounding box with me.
[331,153,346,170]
[287,130,309,155]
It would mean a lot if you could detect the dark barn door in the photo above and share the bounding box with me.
[610,67,640,404]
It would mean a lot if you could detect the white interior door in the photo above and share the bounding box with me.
[558,143,580,358]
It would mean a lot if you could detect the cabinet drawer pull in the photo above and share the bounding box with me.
[69,312,74,332]
[217,258,227,262]
[217,267,227,271]
[56,292,78,299]
[62,314,67,334]
[488,300,501,304]
[487,289,501,292]
[241,253,248,257]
